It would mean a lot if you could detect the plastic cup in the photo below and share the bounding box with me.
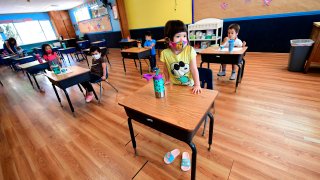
[228,39,235,52]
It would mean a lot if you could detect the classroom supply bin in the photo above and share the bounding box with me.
[288,39,314,72]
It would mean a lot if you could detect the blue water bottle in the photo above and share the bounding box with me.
[228,39,235,52]
[153,73,165,98]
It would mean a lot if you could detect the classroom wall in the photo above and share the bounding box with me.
[0,12,51,22]
[123,0,192,29]
[69,0,121,36]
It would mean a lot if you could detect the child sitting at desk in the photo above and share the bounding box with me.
[217,23,246,80]
[143,31,157,71]
[42,44,62,66]
[80,46,108,102]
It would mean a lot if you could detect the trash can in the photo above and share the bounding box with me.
[288,39,314,72]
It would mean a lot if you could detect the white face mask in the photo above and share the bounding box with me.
[93,53,101,59]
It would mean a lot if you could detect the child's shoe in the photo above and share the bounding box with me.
[217,71,226,76]
[229,71,237,80]
[85,92,94,103]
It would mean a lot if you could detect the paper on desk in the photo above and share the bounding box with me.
[219,47,242,52]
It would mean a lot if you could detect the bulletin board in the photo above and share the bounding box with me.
[194,0,320,21]
[78,16,112,33]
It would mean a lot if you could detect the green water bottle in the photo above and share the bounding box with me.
[51,62,61,74]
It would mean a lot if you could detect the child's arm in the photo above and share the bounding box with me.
[101,62,107,80]
[242,41,246,47]
[221,37,228,46]
[163,62,170,84]
[5,41,15,54]
[56,53,63,65]
[190,57,201,94]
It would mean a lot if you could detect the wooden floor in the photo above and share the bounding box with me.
[1,49,320,180]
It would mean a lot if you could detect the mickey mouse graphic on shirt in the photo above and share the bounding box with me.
[170,61,194,86]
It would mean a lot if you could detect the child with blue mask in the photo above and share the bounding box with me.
[143,31,157,71]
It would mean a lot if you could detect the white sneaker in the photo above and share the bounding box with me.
[217,71,226,76]
[230,72,236,80]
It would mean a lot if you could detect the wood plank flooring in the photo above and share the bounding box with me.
[0,49,320,180]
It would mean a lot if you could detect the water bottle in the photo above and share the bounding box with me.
[153,74,165,98]
[62,42,66,49]
[228,39,235,52]
[51,62,61,74]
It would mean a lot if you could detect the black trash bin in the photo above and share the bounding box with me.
[288,39,314,72]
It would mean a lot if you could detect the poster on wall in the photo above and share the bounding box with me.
[78,16,112,33]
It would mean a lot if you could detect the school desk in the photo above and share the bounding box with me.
[200,46,248,92]
[45,66,98,115]
[60,38,77,48]
[119,83,218,180]
[18,61,49,90]
[119,39,137,49]
[120,47,151,76]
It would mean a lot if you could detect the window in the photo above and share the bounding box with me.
[14,21,47,44]
[75,7,91,22]
[0,23,23,46]
[0,20,57,46]
[39,20,57,41]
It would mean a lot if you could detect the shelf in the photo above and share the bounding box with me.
[189,37,221,41]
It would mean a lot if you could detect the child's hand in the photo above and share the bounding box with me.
[101,75,106,80]
[192,85,202,94]
[165,80,170,85]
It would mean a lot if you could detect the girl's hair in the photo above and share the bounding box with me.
[41,44,52,56]
[164,20,187,42]
[8,37,17,45]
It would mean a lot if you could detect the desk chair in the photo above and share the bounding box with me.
[58,47,77,65]
[198,67,214,136]
[90,72,118,103]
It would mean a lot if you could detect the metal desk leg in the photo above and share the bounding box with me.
[133,59,137,68]
[52,84,62,107]
[128,118,137,155]
[200,62,204,68]
[78,84,85,97]
[235,64,241,92]
[188,142,197,180]
[138,58,142,77]
[122,57,126,74]
[26,72,34,88]
[32,74,41,90]
[106,55,111,67]
[84,54,89,67]
[240,59,246,83]
[91,84,99,101]
[208,112,214,151]
[63,89,74,114]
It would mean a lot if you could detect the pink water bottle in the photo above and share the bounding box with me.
[35,54,43,63]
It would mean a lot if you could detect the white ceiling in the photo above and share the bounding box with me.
[0,0,87,14]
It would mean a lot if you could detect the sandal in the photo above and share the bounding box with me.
[181,152,191,171]
[164,149,180,164]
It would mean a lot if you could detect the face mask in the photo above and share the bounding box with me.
[93,53,101,59]
[46,49,52,54]
[169,40,188,51]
